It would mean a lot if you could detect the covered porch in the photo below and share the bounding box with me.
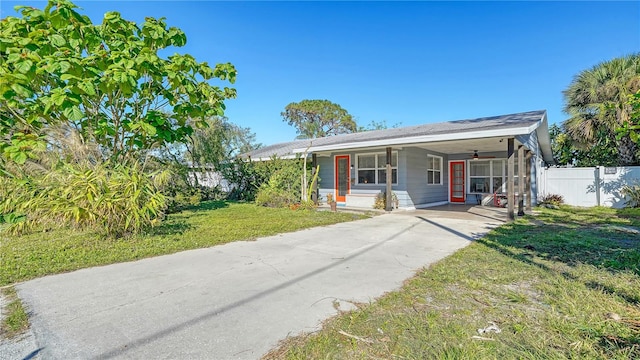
[310,135,541,221]
[248,110,555,222]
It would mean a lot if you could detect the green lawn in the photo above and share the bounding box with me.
[0,201,369,287]
[0,286,28,339]
[265,206,640,359]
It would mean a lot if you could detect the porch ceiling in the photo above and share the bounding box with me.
[412,136,520,155]
[314,136,521,157]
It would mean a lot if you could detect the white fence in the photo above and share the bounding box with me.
[539,166,640,208]
[189,170,231,192]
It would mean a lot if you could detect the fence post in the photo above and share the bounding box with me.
[595,166,601,207]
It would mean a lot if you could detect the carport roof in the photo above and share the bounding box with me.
[246,110,552,162]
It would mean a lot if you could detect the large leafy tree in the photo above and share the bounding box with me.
[183,116,260,188]
[187,116,261,168]
[562,54,640,165]
[550,123,618,167]
[549,124,574,166]
[617,90,640,153]
[0,0,237,165]
[281,99,357,139]
[357,119,401,132]
[153,116,261,210]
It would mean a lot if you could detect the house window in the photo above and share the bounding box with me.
[356,152,397,184]
[492,161,504,193]
[469,161,490,192]
[427,155,442,185]
[468,159,520,193]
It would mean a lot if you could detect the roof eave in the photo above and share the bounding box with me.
[292,126,539,154]
[535,112,555,164]
[247,154,307,162]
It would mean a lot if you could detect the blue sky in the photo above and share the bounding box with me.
[2,1,639,146]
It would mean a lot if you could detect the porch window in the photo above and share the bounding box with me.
[469,161,490,192]
[468,159,519,193]
[492,161,504,192]
[356,152,397,184]
[427,155,442,185]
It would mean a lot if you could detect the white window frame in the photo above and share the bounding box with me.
[467,159,520,194]
[426,154,443,185]
[355,152,398,185]
[468,160,491,193]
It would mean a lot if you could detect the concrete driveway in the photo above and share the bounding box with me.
[8,208,503,359]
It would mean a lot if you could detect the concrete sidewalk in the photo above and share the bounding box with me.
[10,211,501,359]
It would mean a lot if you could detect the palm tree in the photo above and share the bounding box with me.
[563,53,640,165]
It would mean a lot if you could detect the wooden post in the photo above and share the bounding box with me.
[517,145,525,216]
[525,150,532,211]
[507,138,515,221]
[311,153,318,205]
[386,147,392,212]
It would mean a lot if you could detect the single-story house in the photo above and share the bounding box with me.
[248,110,555,219]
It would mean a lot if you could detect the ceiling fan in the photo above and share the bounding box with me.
[469,150,496,160]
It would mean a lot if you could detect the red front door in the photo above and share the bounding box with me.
[450,161,465,203]
[335,155,350,202]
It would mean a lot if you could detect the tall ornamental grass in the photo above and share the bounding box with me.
[0,161,169,236]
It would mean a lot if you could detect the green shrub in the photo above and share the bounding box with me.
[162,178,225,214]
[296,200,318,211]
[0,161,169,236]
[373,193,386,209]
[145,160,228,213]
[255,187,298,208]
[539,193,565,206]
[621,183,640,207]
[373,192,398,210]
[288,200,318,211]
[220,158,262,201]
[254,159,304,208]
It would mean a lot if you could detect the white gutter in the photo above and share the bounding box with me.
[248,154,308,162]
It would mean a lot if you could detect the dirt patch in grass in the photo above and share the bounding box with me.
[502,281,545,306]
